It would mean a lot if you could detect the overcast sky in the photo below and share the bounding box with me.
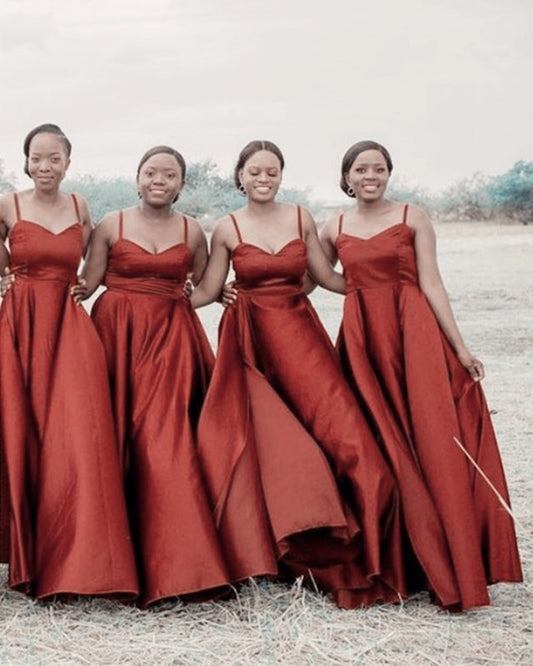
[0,0,531,201]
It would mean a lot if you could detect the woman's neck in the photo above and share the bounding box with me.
[245,199,279,219]
[31,187,63,206]
[355,197,393,216]
[138,201,174,219]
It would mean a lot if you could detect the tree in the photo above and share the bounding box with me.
[438,173,493,221]
[64,175,137,222]
[387,179,434,213]
[0,159,17,194]
[486,160,533,224]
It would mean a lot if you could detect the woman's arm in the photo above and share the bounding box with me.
[71,214,115,302]
[187,217,209,285]
[411,206,485,380]
[189,220,232,308]
[302,208,345,295]
[0,195,13,295]
[74,194,94,252]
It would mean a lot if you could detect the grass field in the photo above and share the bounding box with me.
[0,221,531,665]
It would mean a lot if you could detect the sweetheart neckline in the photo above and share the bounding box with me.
[233,238,305,256]
[115,238,191,257]
[10,219,80,237]
[337,222,411,242]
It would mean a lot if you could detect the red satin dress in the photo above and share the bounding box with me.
[0,193,138,600]
[336,205,522,610]
[91,212,230,607]
[197,206,408,609]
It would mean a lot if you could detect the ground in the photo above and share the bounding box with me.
[0,221,531,665]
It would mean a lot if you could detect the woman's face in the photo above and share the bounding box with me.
[27,132,70,190]
[239,150,282,202]
[137,153,183,207]
[345,149,390,201]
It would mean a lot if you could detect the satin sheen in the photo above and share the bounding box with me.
[197,209,409,609]
[0,196,138,600]
[91,215,230,607]
[336,207,522,610]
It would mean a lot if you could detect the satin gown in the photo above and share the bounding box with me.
[91,212,230,607]
[0,193,138,600]
[197,206,408,609]
[335,205,522,610]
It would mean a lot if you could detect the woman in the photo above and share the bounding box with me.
[190,140,408,609]
[71,145,230,607]
[319,139,522,609]
[0,123,138,600]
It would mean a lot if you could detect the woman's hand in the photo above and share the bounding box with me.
[70,276,89,304]
[183,272,194,298]
[1,267,14,297]
[457,347,485,381]
[221,281,237,308]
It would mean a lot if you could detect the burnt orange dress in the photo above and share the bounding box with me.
[197,206,408,609]
[335,205,522,610]
[91,212,230,607]
[0,193,138,600]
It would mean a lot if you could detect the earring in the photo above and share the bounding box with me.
[347,186,355,197]
[239,183,247,195]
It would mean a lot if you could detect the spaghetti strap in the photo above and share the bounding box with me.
[229,214,243,244]
[13,193,21,222]
[402,204,409,225]
[71,194,82,224]
[338,213,344,237]
[118,211,124,239]
[296,205,303,239]
[183,215,188,245]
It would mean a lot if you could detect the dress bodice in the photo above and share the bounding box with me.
[9,192,83,283]
[336,210,419,292]
[230,207,307,293]
[103,212,192,298]
[106,240,193,282]
[10,221,82,282]
[232,240,307,292]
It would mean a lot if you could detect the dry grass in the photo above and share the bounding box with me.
[1,221,531,665]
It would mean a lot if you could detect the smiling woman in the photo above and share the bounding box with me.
[0,123,139,602]
[71,144,231,607]
[189,139,409,609]
[319,139,523,610]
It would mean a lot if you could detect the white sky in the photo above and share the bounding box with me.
[0,0,532,201]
